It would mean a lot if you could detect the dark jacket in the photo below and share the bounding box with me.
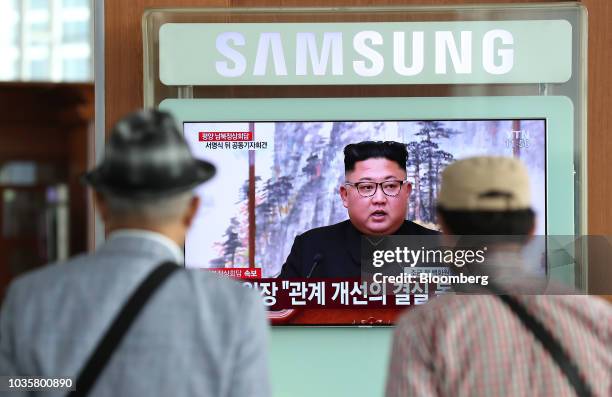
[279,220,438,278]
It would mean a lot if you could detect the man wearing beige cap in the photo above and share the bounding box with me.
[386,156,611,397]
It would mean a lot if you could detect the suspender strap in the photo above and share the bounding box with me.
[497,294,594,397]
[68,262,179,397]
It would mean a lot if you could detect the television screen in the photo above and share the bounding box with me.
[183,119,546,324]
[184,119,545,270]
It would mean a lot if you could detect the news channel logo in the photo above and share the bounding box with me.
[505,129,530,150]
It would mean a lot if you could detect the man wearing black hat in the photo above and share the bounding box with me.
[0,110,270,397]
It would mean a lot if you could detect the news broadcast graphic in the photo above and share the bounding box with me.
[183,119,546,277]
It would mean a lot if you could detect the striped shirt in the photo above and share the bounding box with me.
[386,294,612,397]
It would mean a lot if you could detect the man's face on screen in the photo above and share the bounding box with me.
[340,158,411,236]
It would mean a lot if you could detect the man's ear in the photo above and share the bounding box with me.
[184,195,200,228]
[339,185,349,209]
[404,182,412,201]
[436,212,458,247]
[436,211,450,234]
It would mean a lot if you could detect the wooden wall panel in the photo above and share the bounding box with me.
[105,0,229,131]
[580,0,612,295]
[0,83,93,296]
[583,0,612,235]
[230,0,564,5]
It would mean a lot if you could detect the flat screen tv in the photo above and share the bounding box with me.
[160,96,575,325]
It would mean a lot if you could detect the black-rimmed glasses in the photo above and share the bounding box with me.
[344,180,409,197]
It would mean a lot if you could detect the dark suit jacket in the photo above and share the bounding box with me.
[279,220,439,278]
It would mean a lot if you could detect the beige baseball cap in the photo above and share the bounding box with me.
[437,156,532,211]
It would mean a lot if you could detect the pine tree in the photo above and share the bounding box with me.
[413,121,459,223]
[222,217,242,267]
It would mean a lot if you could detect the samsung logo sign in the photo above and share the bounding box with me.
[158,21,571,85]
[215,30,514,78]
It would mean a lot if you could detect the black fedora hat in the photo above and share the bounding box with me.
[83,109,215,198]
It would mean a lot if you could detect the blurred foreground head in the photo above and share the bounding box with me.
[436,156,535,237]
[83,109,216,236]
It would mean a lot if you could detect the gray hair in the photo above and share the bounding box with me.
[103,191,194,224]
